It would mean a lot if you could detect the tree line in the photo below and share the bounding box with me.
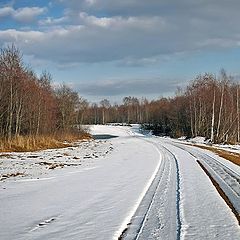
[82,70,240,143]
[1,45,239,144]
[0,45,85,142]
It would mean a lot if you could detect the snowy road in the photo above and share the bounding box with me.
[1,125,240,240]
[170,142,240,215]
[121,137,240,240]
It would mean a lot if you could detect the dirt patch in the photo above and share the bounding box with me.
[27,155,40,158]
[0,172,25,181]
[37,162,64,170]
[63,153,70,156]
[0,154,12,158]
[192,144,240,166]
[118,223,131,240]
[48,163,64,170]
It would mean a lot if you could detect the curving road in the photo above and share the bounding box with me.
[121,136,240,240]
[0,125,240,240]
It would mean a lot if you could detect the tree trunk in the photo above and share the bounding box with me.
[216,84,224,141]
[8,78,13,140]
[15,98,22,136]
[211,89,216,142]
[194,96,197,136]
[237,86,240,142]
[94,108,97,124]
[190,101,194,137]
[36,102,41,135]
[102,108,105,124]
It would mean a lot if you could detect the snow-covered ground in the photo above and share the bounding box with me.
[179,135,240,154]
[121,137,240,240]
[0,139,113,182]
[0,125,161,240]
[0,125,239,240]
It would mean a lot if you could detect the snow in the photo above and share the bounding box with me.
[214,143,240,154]
[0,125,240,240]
[171,142,240,215]
[178,135,240,154]
[0,139,112,182]
[187,136,208,144]
[161,140,239,240]
[123,139,179,240]
[122,137,240,239]
[0,125,161,240]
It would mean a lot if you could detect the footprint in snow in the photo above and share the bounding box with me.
[29,217,58,232]
[38,217,56,226]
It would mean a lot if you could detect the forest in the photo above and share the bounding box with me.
[79,73,240,144]
[1,45,240,150]
[0,45,87,151]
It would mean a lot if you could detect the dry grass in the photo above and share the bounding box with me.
[193,144,240,166]
[0,132,91,152]
[0,172,25,181]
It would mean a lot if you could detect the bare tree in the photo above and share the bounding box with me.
[100,99,110,124]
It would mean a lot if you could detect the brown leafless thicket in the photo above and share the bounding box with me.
[0,45,84,142]
[84,71,240,143]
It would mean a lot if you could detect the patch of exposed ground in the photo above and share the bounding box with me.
[0,172,25,181]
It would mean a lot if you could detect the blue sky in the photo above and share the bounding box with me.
[0,0,240,103]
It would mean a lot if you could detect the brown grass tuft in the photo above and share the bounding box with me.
[0,132,91,152]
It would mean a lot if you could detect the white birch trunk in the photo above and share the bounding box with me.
[211,89,216,142]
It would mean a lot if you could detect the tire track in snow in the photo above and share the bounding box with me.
[161,145,182,240]
[171,143,240,215]
[118,141,164,240]
[119,139,182,240]
[196,160,240,225]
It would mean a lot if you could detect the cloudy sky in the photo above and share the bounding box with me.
[0,0,240,102]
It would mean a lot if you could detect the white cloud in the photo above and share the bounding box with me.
[85,0,97,6]
[0,14,170,64]
[0,0,240,67]
[0,29,44,43]
[79,12,114,27]
[13,7,47,22]
[0,7,14,17]
[39,16,68,26]
[0,6,47,22]
[0,6,240,67]
[78,12,165,30]
[0,0,239,100]
[76,77,181,97]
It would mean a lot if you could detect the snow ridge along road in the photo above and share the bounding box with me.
[158,139,240,240]
[171,142,240,216]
